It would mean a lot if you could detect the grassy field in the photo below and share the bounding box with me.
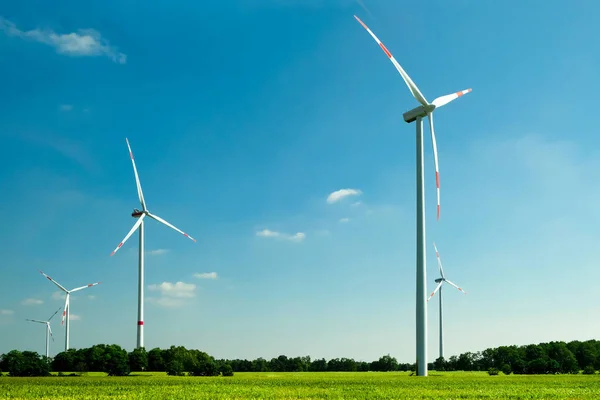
[1,371,599,399]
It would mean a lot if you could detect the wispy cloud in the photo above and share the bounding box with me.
[147,249,169,256]
[0,309,15,315]
[21,298,43,305]
[59,104,73,112]
[194,272,218,280]
[339,217,350,223]
[327,188,362,204]
[88,295,96,300]
[19,132,99,173]
[0,17,127,64]
[256,229,306,242]
[147,281,196,308]
[69,314,81,321]
[51,291,65,301]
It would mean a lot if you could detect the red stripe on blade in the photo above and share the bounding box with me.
[379,43,392,58]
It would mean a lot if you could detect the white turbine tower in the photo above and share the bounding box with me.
[354,15,472,376]
[39,270,101,352]
[427,242,467,361]
[110,138,196,349]
[25,306,62,358]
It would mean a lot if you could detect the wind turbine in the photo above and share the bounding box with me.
[39,270,101,352]
[25,306,62,358]
[110,138,196,349]
[427,242,467,361]
[354,15,471,376]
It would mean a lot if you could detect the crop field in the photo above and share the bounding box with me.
[1,371,599,399]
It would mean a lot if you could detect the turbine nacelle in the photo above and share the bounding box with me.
[434,278,444,283]
[132,208,145,218]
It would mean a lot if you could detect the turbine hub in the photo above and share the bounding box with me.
[132,208,144,218]
[434,278,443,283]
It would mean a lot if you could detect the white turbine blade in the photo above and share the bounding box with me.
[61,294,70,326]
[146,212,197,242]
[444,279,467,294]
[25,319,46,324]
[354,15,430,107]
[110,213,146,256]
[48,323,53,338]
[427,281,443,302]
[70,281,101,293]
[431,89,472,109]
[433,242,446,279]
[126,138,147,210]
[39,270,69,293]
[428,113,441,221]
[47,307,62,322]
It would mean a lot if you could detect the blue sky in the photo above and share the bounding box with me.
[1,0,600,363]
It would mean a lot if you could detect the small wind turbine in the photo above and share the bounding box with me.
[354,15,471,376]
[39,270,101,352]
[427,242,467,361]
[110,138,196,349]
[25,306,62,358]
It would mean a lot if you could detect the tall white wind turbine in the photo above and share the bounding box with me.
[354,15,471,376]
[110,138,196,349]
[427,242,467,361]
[39,270,101,352]
[25,306,62,358]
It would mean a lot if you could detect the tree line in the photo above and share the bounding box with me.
[1,339,599,377]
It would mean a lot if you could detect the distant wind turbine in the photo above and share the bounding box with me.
[39,270,101,351]
[110,138,197,349]
[427,243,467,360]
[25,306,62,358]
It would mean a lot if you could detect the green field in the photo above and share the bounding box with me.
[1,371,599,399]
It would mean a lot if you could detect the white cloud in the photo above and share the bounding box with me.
[22,298,43,305]
[69,314,81,321]
[0,309,14,315]
[327,188,362,204]
[88,295,96,300]
[148,281,196,298]
[51,291,65,301]
[59,104,73,111]
[256,229,306,242]
[351,201,362,207]
[194,272,218,280]
[0,17,127,64]
[339,217,350,223]
[147,297,186,308]
[147,249,169,256]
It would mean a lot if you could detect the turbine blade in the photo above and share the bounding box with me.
[427,281,443,302]
[433,242,446,279]
[444,279,467,294]
[146,212,196,242]
[39,271,69,293]
[25,319,46,324]
[48,323,53,337]
[110,214,145,256]
[61,294,69,326]
[431,89,472,109]
[428,113,441,220]
[70,281,101,293]
[354,15,430,107]
[126,138,147,210]
[47,306,62,322]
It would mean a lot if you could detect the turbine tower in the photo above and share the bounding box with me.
[39,270,101,351]
[25,306,62,358]
[427,242,467,361]
[354,15,471,376]
[110,138,196,349]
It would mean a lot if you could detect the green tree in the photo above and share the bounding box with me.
[129,347,148,372]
